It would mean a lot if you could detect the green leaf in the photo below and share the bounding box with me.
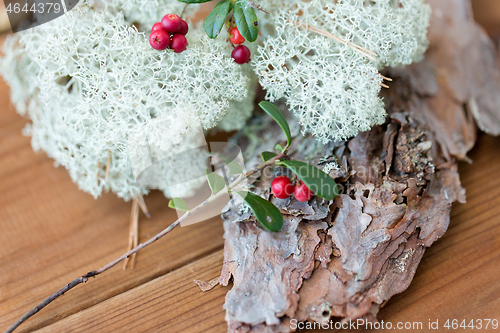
[236,191,283,232]
[226,160,243,175]
[168,198,190,211]
[178,0,214,4]
[275,144,284,152]
[206,169,226,194]
[279,160,339,200]
[233,1,259,42]
[204,0,232,39]
[261,151,277,162]
[259,101,292,148]
[218,155,244,175]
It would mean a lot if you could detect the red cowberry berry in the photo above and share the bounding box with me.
[178,20,189,35]
[149,29,170,50]
[231,45,251,64]
[271,176,294,199]
[229,27,245,45]
[161,14,182,33]
[151,22,163,32]
[170,34,188,53]
[294,182,314,202]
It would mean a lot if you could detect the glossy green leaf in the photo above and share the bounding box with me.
[279,160,339,200]
[204,0,232,39]
[178,0,214,4]
[206,169,226,194]
[233,1,259,42]
[168,198,190,211]
[259,101,292,148]
[261,151,277,162]
[236,191,283,232]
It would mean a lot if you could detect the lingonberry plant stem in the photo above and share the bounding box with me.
[4,152,287,333]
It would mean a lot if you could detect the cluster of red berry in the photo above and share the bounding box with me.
[271,176,314,202]
[228,27,251,65]
[149,14,189,53]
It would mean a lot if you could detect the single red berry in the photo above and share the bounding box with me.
[229,27,245,45]
[170,34,188,53]
[151,22,163,32]
[149,29,170,50]
[161,14,182,33]
[178,20,189,35]
[271,176,294,199]
[231,45,251,64]
[294,182,314,202]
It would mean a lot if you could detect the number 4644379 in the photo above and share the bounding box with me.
[6,2,62,14]
[444,319,498,330]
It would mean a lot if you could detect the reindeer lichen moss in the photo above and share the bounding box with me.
[0,0,430,201]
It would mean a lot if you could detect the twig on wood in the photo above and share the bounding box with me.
[131,201,139,269]
[123,199,139,270]
[96,161,101,184]
[4,152,286,333]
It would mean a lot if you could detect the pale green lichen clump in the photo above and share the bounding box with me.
[1,1,253,200]
[0,0,430,200]
[255,0,431,143]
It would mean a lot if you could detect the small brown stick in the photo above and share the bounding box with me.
[123,199,139,270]
[136,194,151,219]
[294,22,378,61]
[131,201,140,269]
[378,74,392,88]
[96,161,101,184]
[105,150,111,182]
[380,74,393,82]
[180,3,189,19]
[4,152,286,333]
[247,2,273,14]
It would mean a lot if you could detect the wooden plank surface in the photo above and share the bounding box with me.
[0,1,10,33]
[1,8,500,330]
[0,53,225,332]
[34,251,229,333]
[18,133,500,333]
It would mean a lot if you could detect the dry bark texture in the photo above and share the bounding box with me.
[219,0,500,332]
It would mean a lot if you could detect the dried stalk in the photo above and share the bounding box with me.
[105,150,111,182]
[4,152,286,333]
[123,199,139,270]
[294,21,378,61]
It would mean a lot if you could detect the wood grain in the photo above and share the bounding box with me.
[472,0,500,38]
[1,3,500,330]
[0,65,225,332]
[34,251,230,333]
[25,133,500,333]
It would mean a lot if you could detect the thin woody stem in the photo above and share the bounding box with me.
[293,21,378,61]
[4,152,286,333]
[180,3,189,19]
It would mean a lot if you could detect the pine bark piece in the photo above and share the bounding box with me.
[219,0,498,331]
[396,0,500,161]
